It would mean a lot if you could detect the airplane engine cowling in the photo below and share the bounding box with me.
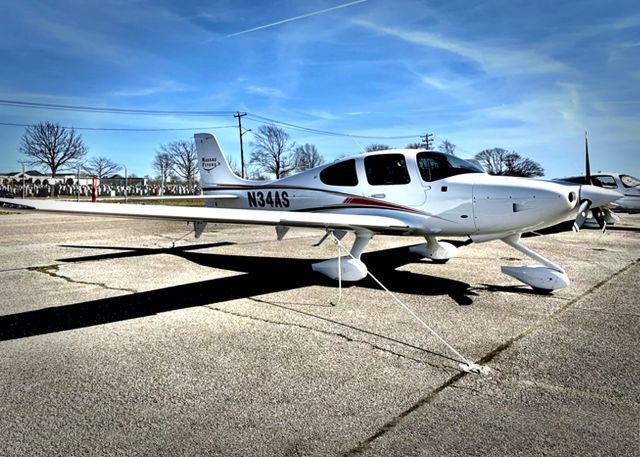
[473,178,577,233]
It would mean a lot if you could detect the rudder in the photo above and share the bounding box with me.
[195,133,243,187]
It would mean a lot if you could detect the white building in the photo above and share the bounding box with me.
[0,170,98,186]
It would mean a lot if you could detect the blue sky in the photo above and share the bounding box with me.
[0,0,638,179]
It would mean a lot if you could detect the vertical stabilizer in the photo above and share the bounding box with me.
[195,133,243,188]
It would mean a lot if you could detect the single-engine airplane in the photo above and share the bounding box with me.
[555,172,640,213]
[0,133,622,292]
[552,134,639,230]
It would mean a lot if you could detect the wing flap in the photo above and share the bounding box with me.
[129,194,239,201]
[0,198,410,232]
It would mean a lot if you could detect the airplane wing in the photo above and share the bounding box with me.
[127,194,239,201]
[0,198,411,233]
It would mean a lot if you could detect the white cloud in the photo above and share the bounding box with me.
[610,15,640,30]
[109,81,189,98]
[26,14,124,63]
[419,72,471,93]
[353,19,567,76]
[245,85,287,99]
[306,109,343,120]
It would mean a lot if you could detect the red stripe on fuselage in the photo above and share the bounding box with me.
[204,184,426,215]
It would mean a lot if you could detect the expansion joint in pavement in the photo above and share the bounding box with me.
[27,264,138,294]
[477,257,639,367]
[342,258,639,456]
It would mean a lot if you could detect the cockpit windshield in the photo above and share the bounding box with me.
[417,151,484,182]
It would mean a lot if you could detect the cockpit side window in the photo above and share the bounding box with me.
[364,154,411,185]
[319,159,358,186]
[416,151,483,182]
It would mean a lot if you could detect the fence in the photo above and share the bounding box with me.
[0,183,201,198]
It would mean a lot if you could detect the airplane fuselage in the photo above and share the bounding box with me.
[201,149,580,240]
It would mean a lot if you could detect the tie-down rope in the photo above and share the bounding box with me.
[329,232,483,374]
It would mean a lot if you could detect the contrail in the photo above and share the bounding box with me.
[227,0,368,37]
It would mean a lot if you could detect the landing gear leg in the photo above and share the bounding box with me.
[410,236,458,263]
[312,231,372,281]
[500,234,569,292]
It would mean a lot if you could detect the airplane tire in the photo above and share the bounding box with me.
[431,259,449,264]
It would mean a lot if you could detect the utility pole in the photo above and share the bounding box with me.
[234,112,251,178]
[123,164,128,203]
[76,162,81,202]
[18,160,26,199]
[420,133,434,150]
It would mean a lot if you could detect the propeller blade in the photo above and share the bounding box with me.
[585,131,592,184]
[573,200,591,232]
[592,207,607,233]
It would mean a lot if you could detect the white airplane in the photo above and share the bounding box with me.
[552,134,639,229]
[555,172,640,214]
[0,133,622,293]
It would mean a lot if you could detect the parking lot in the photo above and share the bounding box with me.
[1,211,638,456]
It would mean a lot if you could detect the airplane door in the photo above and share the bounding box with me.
[360,153,426,206]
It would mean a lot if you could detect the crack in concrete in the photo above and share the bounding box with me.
[341,258,639,456]
[27,264,138,294]
[204,302,449,372]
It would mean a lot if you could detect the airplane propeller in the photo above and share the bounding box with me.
[572,131,608,233]
[591,207,607,232]
[573,200,591,232]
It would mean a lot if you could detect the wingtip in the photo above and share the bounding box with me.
[0,199,36,210]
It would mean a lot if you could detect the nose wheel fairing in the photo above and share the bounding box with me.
[501,265,569,291]
[500,234,569,292]
[409,236,458,262]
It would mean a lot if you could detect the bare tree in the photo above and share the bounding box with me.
[365,144,392,152]
[293,143,324,172]
[474,148,544,177]
[159,140,199,187]
[227,155,242,177]
[84,156,121,178]
[405,142,422,149]
[152,151,173,185]
[249,125,295,179]
[19,122,88,177]
[438,139,456,155]
[505,154,545,177]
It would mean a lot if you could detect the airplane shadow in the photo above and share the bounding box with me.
[0,243,477,344]
[607,225,640,233]
[523,221,640,236]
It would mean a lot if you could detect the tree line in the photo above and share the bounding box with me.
[17,121,545,183]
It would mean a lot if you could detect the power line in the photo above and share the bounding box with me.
[245,113,419,140]
[0,99,235,117]
[0,122,236,131]
[0,98,423,140]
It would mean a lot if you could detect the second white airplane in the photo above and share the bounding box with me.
[0,133,622,292]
